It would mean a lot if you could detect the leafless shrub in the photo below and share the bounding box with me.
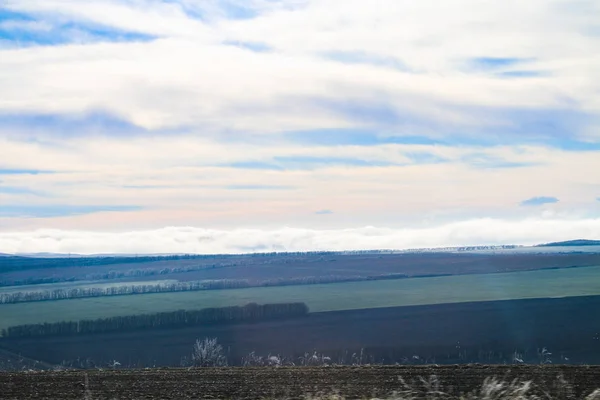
[242,351,265,366]
[0,353,49,372]
[299,351,332,366]
[350,348,365,366]
[180,355,191,367]
[512,351,524,364]
[537,347,553,365]
[56,357,97,370]
[241,352,295,367]
[191,337,227,367]
[267,354,284,367]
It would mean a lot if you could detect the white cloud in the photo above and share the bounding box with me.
[1,0,599,236]
[0,0,598,132]
[1,218,600,254]
[3,0,212,38]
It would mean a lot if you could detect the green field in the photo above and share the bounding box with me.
[2,266,600,331]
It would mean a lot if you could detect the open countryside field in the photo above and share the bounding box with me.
[4,252,600,286]
[3,296,600,367]
[3,366,600,400]
[3,265,600,331]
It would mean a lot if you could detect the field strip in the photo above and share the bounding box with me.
[2,265,600,331]
[0,347,55,369]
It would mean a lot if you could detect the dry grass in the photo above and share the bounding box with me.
[302,374,600,400]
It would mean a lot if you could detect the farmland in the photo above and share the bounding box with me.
[3,295,600,367]
[4,251,600,287]
[2,265,600,332]
[6,252,600,305]
[2,366,600,400]
[3,249,600,369]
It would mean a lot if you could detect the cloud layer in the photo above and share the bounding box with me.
[1,1,599,247]
[2,218,600,254]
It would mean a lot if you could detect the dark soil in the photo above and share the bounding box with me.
[1,365,599,399]
[3,296,600,367]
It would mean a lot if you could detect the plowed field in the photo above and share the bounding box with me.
[1,366,600,399]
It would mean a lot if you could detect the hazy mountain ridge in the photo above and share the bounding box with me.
[537,239,600,247]
[2,240,600,258]
[5,245,523,258]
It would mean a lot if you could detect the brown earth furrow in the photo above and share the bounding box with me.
[2,366,600,400]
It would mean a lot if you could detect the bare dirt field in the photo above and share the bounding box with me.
[1,365,600,399]
[3,296,600,367]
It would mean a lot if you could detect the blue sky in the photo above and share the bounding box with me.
[0,0,600,253]
[520,197,559,207]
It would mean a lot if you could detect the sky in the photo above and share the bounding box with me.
[1,0,600,254]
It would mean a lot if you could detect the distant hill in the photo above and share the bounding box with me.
[15,252,203,258]
[537,239,600,247]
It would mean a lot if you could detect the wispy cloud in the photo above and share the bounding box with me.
[282,130,441,147]
[225,184,293,190]
[0,111,149,137]
[0,186,41,195]
[223,40,271,52]
[520,196,559,206]
[496,70,545,79]
[462,153,538,169]
[226,156,395,171]
[227,161,285,171]
[469,57,531,70]
[404,152,448,165]
[315,209,333,215]
[0,168,50,175]
[0,205,142,218]
[272,156,395,169]
[322,51,408,71]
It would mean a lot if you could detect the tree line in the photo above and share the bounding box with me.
[0,253,340,287]
[0,254,231,273]
[0,262,239,287]
[1,251,345,274]
[0,279,248,303]
[0,273,410,304]
[0,302,309,338]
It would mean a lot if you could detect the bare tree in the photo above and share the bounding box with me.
[191,337,227,367]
